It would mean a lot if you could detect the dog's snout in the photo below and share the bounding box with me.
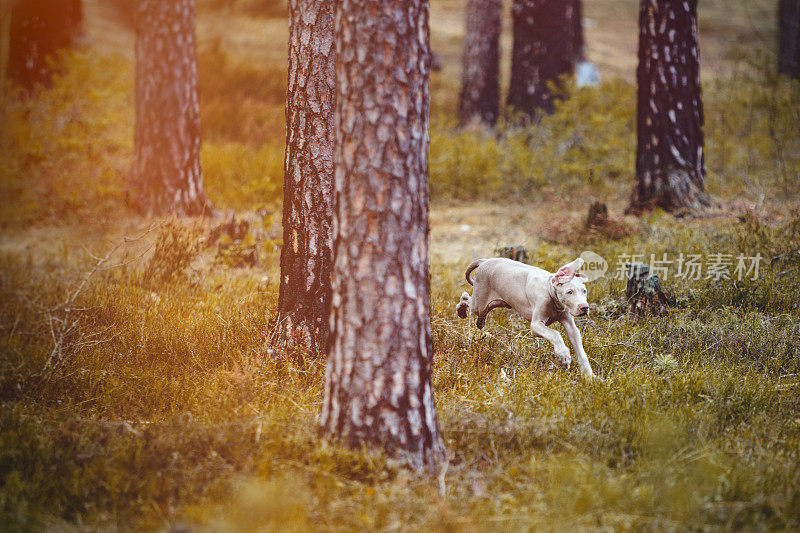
[578,304,590,315]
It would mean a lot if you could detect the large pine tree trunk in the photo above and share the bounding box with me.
[778,0,800,79]
[134,0,210,216]
[320,0,446,473]
[628,0,710,213]
[458,0,501,126]
[275,0,335,356]
[507,0,579,122]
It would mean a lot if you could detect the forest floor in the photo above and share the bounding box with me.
[1,0,799,530]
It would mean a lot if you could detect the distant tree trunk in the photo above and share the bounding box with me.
[507,0,579,121]
[778,0,800,79]
[0,1,11,90]
[134,0,210,216]
[320,0,447,473]
[7,0,83,90]
[569,0,585,62]
[275,0,335,356]
[628,0,710,214]
[458,0,501,126]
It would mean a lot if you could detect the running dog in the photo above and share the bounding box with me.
[456,257,595,379]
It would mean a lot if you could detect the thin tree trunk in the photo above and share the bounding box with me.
[628,0,710,213]
[275,0,335,356]
[458,0,501,126]
[0,0,11,90]
[778,0,800,79]
[135,0,210,216]
[569,0,585,63]
[321,0,447,473]
[507,0,579,122]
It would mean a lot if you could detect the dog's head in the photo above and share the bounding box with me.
[552,258,591,316]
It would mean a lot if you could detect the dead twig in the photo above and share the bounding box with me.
[43,225,156,372]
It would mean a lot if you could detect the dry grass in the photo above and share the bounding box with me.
[1,206,799,530]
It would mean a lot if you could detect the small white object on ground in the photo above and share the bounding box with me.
[576,61,601,87]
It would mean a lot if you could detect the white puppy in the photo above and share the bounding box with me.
[456,257,595,379]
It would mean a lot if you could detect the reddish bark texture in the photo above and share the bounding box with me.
[276,0,335,355]
[135,0,210,216]
[320,0,447,473]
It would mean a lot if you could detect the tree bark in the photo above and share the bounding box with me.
[628,0,710,214]
[458,0,501,126]
[0,1,11,90]
[275,0,335,356]
[778,0,800,79]
[569,0,585,63]
[7,0,82,90]
[134,0,210,216]
[320,0,447,473]
[625,263,669,317]
[507,0,580,122]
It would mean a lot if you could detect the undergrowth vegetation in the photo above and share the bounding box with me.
[1,4,799,531]
[2,39,798,226]
[0,52,133,229]
[1,203,799,529]
[2,43,798,226]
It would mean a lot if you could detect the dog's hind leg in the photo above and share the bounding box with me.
[476,298,512,329]
[468,282,488,318]
[456,292,471,319]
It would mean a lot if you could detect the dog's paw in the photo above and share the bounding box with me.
[555,349,571,369]
[579,366,595,380]
[456,292,470,319]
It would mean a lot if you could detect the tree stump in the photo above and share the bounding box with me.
[625,263,669,317]
[586,201,609,228]
[495,245,529,263]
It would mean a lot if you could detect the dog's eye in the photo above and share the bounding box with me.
[567,290,573,295]
[583,288,587,294]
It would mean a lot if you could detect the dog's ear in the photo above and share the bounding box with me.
[552,257,585,284]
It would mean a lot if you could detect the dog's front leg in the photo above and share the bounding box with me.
[560,315,594,380]
[530,320,571,369]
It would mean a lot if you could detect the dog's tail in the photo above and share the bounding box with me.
[465,259,484,286]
